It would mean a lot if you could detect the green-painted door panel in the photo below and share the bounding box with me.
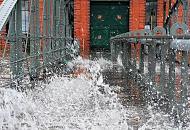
[90,1,129,49]
[91,27,110,47]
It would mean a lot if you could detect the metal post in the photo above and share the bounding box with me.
[52,0,61,61]
[167,48,176,106]
[139,44,144,74]
[59,0,66,62]
[8,10,17,79]
[65,4,72,60]
[148,41,156,86]
[160,39,167,94]
[148,40,157,102]
[122,42,128,70]
[110,41,116,62]
[133,43,137,72]
[181,51,188,105]
[43,0,52,67]
[29,0,41,78]
[127,42,131,68]
[66,5,71,38]
[15,0,24,80]
[177,50,189,123]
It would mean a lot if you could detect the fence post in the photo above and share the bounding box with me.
[181,51,188,104]
[59,0,66,63]
[29,0,41,79]
[147,39,157,103]
[52,0,60,62]
[9,0,24,81]
[168,48,176,103]
[16,0,24,80]
[160,39,167,94]
[43,0,52,67]
[139,43,144,74]
[153,27,166,94]
[122,41,129,70]
[8,10,17,79]
[110,40,116,62]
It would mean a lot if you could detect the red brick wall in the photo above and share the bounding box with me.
[74,0,90,58]
[0,0,7,51]
[129,0,146,31]
[157,0,164,26]
[157,0,185,27]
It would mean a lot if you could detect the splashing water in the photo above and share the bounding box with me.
[0,57,189,130]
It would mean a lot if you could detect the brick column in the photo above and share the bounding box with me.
[129,0,146,31]
[74,0,90,58]
[129,0,146,62]
[157,0,164,26]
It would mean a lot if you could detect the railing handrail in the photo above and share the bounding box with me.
[111,35,190,41]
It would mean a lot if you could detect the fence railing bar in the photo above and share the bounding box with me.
[0,45,71,68]
[0,52,68,88]
[111,35,190,40]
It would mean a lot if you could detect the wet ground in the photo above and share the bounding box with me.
[90,51,149,129]
[102,66,150,129]
[90,51,145,105]
[90,50,190,129]
[0,50,190,129]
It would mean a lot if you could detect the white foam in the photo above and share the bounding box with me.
[0,58,188,130]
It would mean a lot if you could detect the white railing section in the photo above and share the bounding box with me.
[0,0,18,31]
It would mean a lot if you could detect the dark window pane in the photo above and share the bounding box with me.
[145,0,157,30]
[22,0,29,33]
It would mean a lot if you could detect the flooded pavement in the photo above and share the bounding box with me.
[102,66,148,130]
[90,51,145,106]
[89,51,149,129]
[0,51,190,129]
[90,51,190,129]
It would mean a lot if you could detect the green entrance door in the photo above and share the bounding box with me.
[90,1,129,50]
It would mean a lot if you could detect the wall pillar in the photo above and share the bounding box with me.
[74,0,90,58]
[129,0,146,31]
[157,0,164,26]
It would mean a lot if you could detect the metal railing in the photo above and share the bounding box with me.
[110,23,190,124]
[0,0,77,89]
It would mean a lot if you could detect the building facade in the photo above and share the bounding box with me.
[75,0,190,57]
[0,0,190,58]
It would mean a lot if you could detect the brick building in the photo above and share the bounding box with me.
[0,0,189,58]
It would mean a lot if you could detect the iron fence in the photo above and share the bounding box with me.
[0,0,77,89]
[110,23,190,125]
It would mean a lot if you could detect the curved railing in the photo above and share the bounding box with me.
[110,23,190,124]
